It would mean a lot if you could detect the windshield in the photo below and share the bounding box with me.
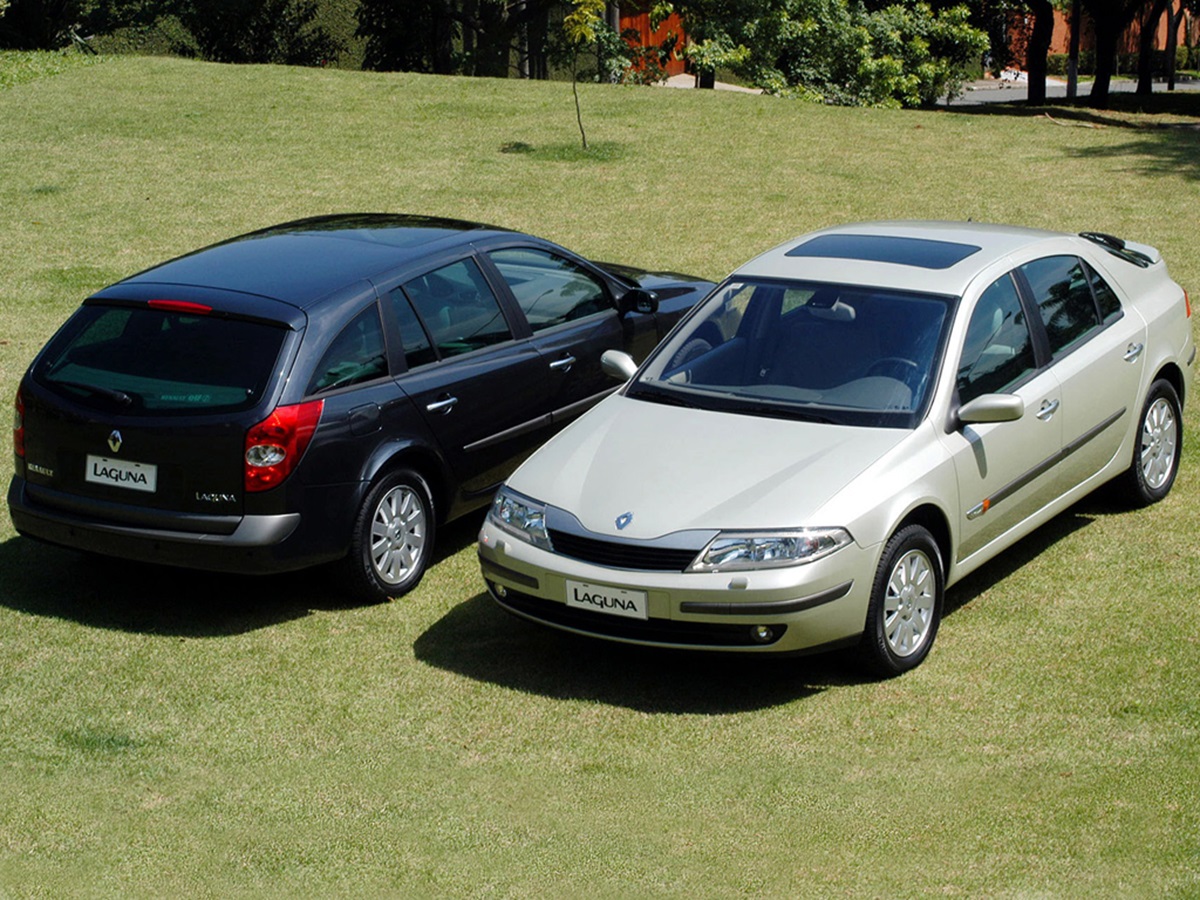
[630,279,954,428]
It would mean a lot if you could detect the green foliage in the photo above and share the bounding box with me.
[173,0,342,65]
[674,0,987,108]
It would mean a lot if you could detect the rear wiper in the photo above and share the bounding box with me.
[54,380,134,407]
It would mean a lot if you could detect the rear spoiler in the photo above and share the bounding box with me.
[1079,232,1161,268]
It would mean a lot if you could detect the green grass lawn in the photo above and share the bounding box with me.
[1,53,1198,897]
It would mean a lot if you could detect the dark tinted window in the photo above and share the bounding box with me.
[388,288,437,369]
[786,234,981,269]
[308,305,388,394]
[489,247,609,331]
[36,304,286,413]
[1021,256,1100,356]
[403,259,512,358]
[957,274,1037,403]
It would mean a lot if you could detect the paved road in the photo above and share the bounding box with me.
[946,76,1200,106]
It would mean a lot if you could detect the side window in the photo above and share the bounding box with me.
[403,258,513,358]
[387,288,438,370]
[308,304,388,394]
[1020,256,1100,356]
[1084,261,1123,323]
[488,247,609,332]
[957,273,1037,404]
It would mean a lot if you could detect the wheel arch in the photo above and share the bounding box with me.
[1151,361,1186,407]
[892,503,952,580]
[359,441,452,525]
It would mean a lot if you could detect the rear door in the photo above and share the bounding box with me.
[1016,255,1146,481]
[379,256,552,499]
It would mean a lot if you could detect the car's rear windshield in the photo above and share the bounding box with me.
[34,304,288,414]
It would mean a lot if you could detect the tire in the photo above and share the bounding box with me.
[1119,379,1181,507]
[342,468,436,603]
[860,525,944,677]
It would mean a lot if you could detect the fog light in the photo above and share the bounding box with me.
[750,625,775,644]
[493,582,508,599]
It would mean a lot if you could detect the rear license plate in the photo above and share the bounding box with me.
[566,580,648,620]
[85,455,158,493]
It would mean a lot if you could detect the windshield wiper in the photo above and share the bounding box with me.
[627,384,698,408]
[53,380,135,407]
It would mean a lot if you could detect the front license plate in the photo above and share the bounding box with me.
[565,580,648,620]
[85,455,158,493]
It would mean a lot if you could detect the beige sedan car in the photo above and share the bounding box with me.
[478,222,1194,675]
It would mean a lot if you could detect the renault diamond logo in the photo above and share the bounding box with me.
[107,430,123,453]
[615,512,633,531]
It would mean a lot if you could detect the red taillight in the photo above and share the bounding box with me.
[1185,289,1192,319]
[244,399,324,493]
[148,299,213,315]
[13,388,25,459]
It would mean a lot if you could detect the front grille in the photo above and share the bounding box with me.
[493,588,786,647]
[548,530,699,572]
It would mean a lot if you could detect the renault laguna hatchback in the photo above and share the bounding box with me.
[479,221,1194,675]
[9,214,712,601]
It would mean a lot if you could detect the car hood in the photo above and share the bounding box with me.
[508,394,908,539]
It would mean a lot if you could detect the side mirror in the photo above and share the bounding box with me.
[619,288,659,317]
[958,393,1024,425]
[601,349,638,382]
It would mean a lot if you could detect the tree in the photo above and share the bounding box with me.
[669,0,987,108]
[1135,0,1169,94]
[0,0,92,48]
[173,0,342,64]
[1079,0,1144,107]
[1024,0,1054,104]
[564,0,604,147]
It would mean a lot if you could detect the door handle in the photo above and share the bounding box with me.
[1124,342,1144,363]
[549,355,576,373]
[1036,399,1060,421]
[426,395,458,415]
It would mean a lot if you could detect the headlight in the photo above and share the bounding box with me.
[489,487,552,551]
[692,528,851,571]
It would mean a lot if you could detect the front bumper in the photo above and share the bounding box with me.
[478,519,873,654]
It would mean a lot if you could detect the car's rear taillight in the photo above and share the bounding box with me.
[1185,289,1191,319]
[13,388,25,459]
[244,399,324,493]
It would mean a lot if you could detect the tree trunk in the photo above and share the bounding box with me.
[1136,0,1169,95]
[1067,1,1081,98]
[1026,0,1055,105]
[1090,17,1120,107]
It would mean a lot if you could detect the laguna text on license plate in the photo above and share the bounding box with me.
[566,580,648,620]
[85,455,158,493]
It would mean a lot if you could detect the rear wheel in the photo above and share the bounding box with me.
[343,468,435,602]
[860,525,944,677]
[1120,379,1181,507]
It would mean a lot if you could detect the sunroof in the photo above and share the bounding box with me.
[786,234,981,269]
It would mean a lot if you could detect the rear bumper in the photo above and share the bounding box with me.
[8,476,340,575]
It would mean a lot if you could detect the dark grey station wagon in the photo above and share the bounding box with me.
[10,214,712,600]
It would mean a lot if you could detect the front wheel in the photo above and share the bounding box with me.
[860,525,944,677]
[342,469,436,603]
[1119,379,1181,507]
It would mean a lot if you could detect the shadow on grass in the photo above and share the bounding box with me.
[945,94,1200,181]
[417,497,1115,714]
[0,508,489,637]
